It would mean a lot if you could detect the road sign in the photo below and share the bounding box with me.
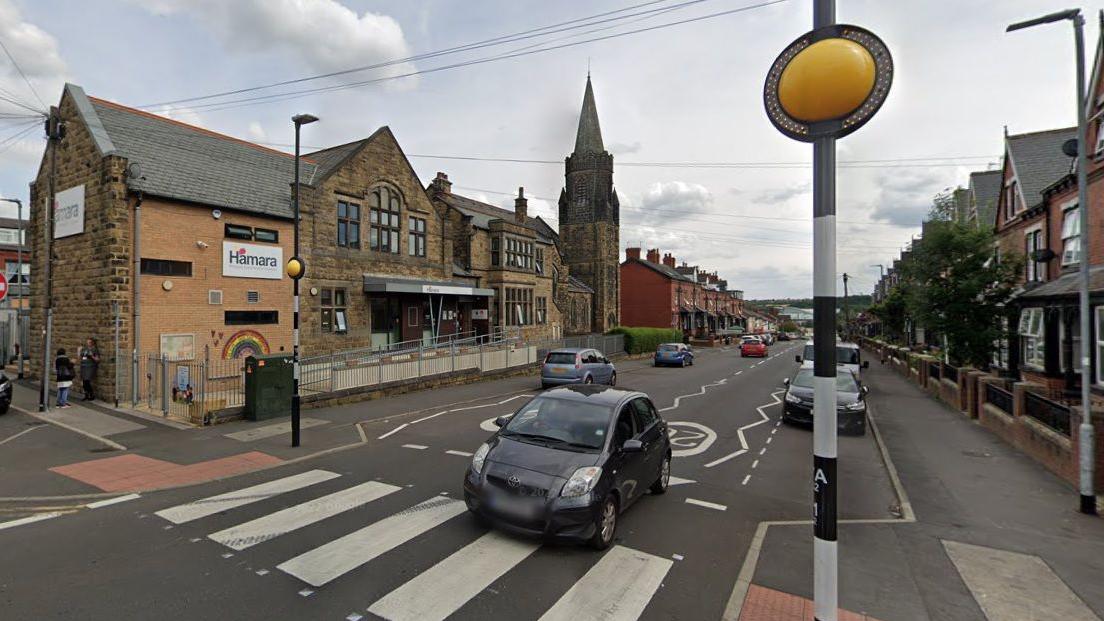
[0,272,10,303]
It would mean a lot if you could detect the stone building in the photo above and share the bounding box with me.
[558,76,621,333]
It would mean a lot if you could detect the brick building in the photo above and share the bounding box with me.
[620,247,744,338]
[558,76,621,333]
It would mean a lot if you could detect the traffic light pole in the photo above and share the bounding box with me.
[812,3,839,619]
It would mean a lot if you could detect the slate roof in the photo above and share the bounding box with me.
[1017,266,1104,301]
[305,138,373,181]
[968,170,1002,230]
[437,191,554,244]
[626,258,696,282]
[1006,127,1076,209]
[567,275,593,293]
[574,75,605,155]
[76,88,310,220]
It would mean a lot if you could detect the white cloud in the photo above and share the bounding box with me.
[639,180,712,214]
[248,121,267,142]
[608,141,641,155]
[135,0,416,88]
[0,0,66,96]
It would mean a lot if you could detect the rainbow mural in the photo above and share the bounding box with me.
[222,329,271,360]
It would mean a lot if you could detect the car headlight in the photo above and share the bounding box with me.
[471,443,490,474]
[561,466,602,498]
[843,401,866,411]
[784,392,801,404]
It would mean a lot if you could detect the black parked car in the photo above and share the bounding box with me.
[0,372,11,414]
[781,367,867,435]
[463,385,671,549]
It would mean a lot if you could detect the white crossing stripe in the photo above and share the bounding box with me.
[368,530,540,621]
[208,480,401,550]
[277,496,466,587]
[0,511,63,531]
[402,444,428,450]
[685,498,727,511]
[155,470,340,524]
[539,546,674,621]
[86,493,141,509]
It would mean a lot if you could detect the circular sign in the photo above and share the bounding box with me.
[0,272,9,303]
[764,24,893,142]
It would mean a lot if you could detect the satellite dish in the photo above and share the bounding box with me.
[1062,138,1079,158]
[127,162,142,179]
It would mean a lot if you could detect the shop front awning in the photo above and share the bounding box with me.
[363,275,494,297]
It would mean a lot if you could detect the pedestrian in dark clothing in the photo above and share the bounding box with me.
[55,348,74,408]
[79,337,100,401]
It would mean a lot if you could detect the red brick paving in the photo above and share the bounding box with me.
[49,452,283,492]
[740,585,885,621]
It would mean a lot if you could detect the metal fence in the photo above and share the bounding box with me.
[132,354,246,422]
[985,383,1013,414]
[928,360,941,381]
[1024,391,1072,436]
[942,364,958,384]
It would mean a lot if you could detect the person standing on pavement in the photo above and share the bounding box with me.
[78,337,100,401]
[55,348,74,409]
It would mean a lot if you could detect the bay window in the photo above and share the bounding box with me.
[1018,307,1046,369]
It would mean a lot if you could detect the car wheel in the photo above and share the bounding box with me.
[681,357,687,367]
[608,372,617,386]
[0,403,7,415]
[589,494,618,550]
[689,357,694,366]
[470,509,491,528]
[540,382,549,390]
[584,375,594,385]
[650,453,671,495]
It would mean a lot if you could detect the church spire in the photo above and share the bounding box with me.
[573,75,605,155]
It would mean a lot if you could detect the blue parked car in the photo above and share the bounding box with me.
[654,343,693,367]
[541,348,616,389]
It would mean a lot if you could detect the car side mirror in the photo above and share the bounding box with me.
[783,378,790,386]
[621,439,644,453]
[494,415,510,428]
[795,355,802,363]
[862,361,870,369]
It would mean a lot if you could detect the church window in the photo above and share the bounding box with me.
[369,186,401,254]
[535,247,545,274]
[504,287,533,326]
[505,237,533,269]
[491,237,501,266]
[536,297,547,324]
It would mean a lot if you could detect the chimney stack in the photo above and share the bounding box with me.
[431,172,452,195]
[646,248,660,263]
[626,247,642,260]
[514,187,528,224]
[662,253,676,267]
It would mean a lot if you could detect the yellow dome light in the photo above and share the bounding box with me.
[778,38,875,123]
[286,256,305,280]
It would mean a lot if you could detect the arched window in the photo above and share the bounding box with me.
[369,185,402,254]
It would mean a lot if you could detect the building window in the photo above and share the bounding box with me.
[551,265,559,298]
[504,237,533,269]
[992,316,1009,369]
[225,310,278,325]
[491,237,501,266]
[254,228,278,243]
[407,305,421,328]
[536,296,547,324]
[0,228,23,245]
[1095,118,1104,156]
[408,217,426,257]
[1004,180,1020,219]
[1058,313,1083,373]
[225,224,253,240]
[1025,229,1043,282]
[320,288,347,333]
[1018,307,1045,369]
[369,187,401,253]
[140,258,192,277]
[1061,204,1081,266]
[535,247,545,274]
[337,201,361,249]
[504,288,533,326]
[1096,307,1104,385]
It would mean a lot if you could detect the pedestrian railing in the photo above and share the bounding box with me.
[985,383,1013,415]
[1024,391,1072,436]
[942,364,959,384]
[928,360,941,381]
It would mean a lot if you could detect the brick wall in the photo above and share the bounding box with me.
[619,261,675,329]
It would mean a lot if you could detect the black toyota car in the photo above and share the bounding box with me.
[782,367,868,435]
[463,385,671,550]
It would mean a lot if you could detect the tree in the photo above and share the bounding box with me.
[869,286,908,343]
[779,320,799,333]
[897,220,1021,367]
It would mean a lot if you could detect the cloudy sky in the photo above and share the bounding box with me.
[0,0,1098,298]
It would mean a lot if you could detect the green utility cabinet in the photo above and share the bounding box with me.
[244,354,293,421]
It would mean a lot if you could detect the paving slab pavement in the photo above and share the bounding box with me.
[744,355,1104,620]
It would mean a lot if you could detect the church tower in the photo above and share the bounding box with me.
[559,75,620,333]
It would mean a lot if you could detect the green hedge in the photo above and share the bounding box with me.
[606,326,684,355]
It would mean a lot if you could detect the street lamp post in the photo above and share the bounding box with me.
[289,114,317,448]
[1008,9,1096,515]
[0,198,23,378]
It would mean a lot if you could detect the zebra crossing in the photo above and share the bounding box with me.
[153,469,676,621]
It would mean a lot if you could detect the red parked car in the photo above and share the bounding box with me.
[740,336,768,358]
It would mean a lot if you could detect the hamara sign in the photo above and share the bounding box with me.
[223,241,283,279]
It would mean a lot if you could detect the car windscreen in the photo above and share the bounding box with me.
[790,369,859,392]
[502,397,611,450]
[801,345,860,365]
[658,344,679,352]
[545,352,577,365]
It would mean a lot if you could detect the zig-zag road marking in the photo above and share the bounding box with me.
[657,379,728,413]
[704,390,784,468]
[379,395,528,439]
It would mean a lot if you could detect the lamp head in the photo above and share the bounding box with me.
[292,114,319,126]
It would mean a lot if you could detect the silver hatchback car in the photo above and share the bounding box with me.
[540,348,616,389]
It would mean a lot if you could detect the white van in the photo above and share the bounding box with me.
[795,341,868,377]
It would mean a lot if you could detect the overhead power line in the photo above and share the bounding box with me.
[150,0,789,114]
[0,35,47,111]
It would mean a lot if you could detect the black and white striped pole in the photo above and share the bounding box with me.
[289,113,318,448]
[764,4,892,618]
